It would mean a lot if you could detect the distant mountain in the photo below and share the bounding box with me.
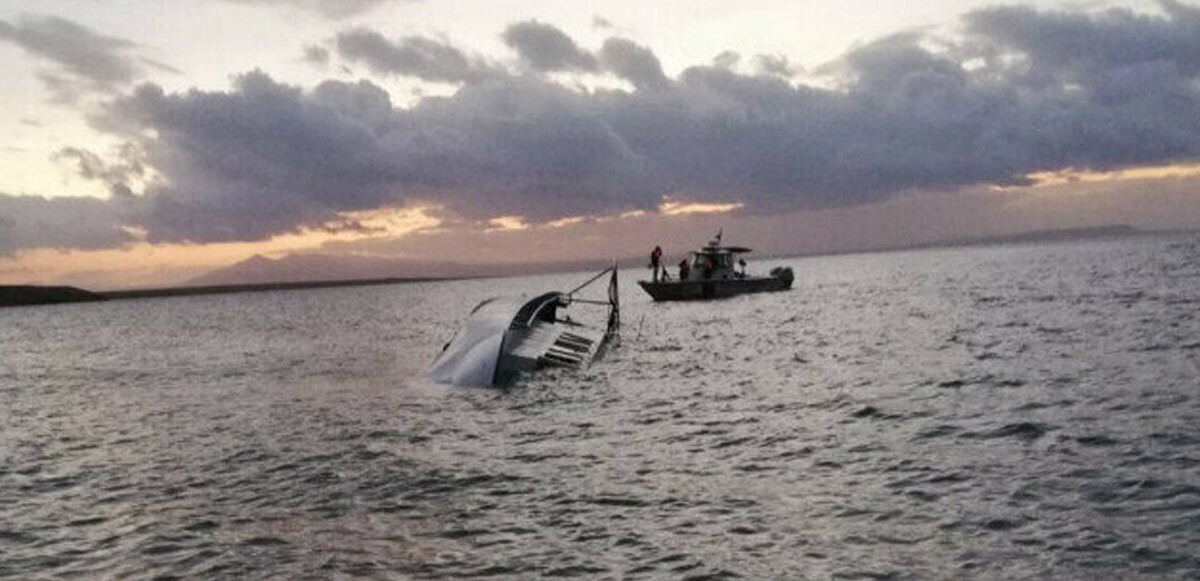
[186,252,633,288]
[186,253,482,287]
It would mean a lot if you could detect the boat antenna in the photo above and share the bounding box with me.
[716,228,723,245]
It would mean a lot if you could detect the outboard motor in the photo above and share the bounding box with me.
[770,266,795,288]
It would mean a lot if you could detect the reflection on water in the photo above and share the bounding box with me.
[2,233,1200,579]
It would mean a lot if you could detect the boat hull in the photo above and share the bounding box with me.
[431,266,620,387]
[638,272,792,301]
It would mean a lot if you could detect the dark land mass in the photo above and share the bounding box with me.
[100,276,445,300]
[1,224,1169,308]
[1,278,441,308]
[0,285,107,308]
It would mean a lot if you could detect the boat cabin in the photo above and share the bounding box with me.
[639,231,793,301]
[681,240,751,282]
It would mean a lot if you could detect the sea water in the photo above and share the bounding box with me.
[2,233,1199,579]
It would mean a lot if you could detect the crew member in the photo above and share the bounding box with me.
[650,245,663,282]
[678,258,690,281]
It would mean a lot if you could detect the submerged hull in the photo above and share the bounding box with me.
[638,272,792,301]
[430,265,620,387]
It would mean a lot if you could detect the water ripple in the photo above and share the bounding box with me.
[3,234,1200,579]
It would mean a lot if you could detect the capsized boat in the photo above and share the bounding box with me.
[430,264,620,387]
[638,232,793,301]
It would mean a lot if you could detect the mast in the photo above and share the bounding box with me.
[607,261,620,344]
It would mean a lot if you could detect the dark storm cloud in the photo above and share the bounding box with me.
[14,3,1200,253]
[502,21,598,72]
[101,72,420,243]
[965,2,1200,81]
[96,71,655,243]
[334,28,491,83]
[0,194,132,256]
[0,15,151,100]
[955,2,1200,169]
[599,37,670,90]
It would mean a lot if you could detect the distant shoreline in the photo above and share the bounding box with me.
[0,285,107,308]
[0,277,448,309]
[3,225,1189,309]
[100,276,448,300]
[759,224,1163,261]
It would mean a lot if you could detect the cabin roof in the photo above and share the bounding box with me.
[694,246,752,255]
[510,292,564,330]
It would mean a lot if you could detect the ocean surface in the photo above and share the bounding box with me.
[3,233,1200,580]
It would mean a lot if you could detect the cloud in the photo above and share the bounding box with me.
[10,3,1200,256]
[755,54,799,77]
[599,37,670,90]
[101,72,417,244]
[965,2,1200,82]
[334,28,492,83]
[93,71,656,244]
[0,15,165,102]
[52,145,144,198]
[712,51,740,70]
[141,56,183,76]
[303,44,331,66]
[219,0,389,19]
[0,194,133,256]
[502,21,598,72]
[954,3,1200,168]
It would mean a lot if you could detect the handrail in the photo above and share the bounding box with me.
[566,266,615,297]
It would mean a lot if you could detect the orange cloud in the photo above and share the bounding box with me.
[0,204,442,289]
[657,197,745,216]
[1024,162,1200,188]
[485,215,530,232]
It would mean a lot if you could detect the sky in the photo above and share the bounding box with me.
[3,0,1200,289]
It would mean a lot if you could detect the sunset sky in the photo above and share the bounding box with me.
[3,0,1200,289]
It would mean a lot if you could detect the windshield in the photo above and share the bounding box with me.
[693,253,733,268]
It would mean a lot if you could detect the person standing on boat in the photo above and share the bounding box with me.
[650,245,663,282]
[678,258,690,281]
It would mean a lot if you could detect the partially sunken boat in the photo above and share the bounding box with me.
[639,232,793,301]
[430,265,620,387]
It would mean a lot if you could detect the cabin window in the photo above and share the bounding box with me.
[693,253,734,268]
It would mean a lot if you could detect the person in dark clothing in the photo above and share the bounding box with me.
[650,245,663,282]
[678,258,690,281]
